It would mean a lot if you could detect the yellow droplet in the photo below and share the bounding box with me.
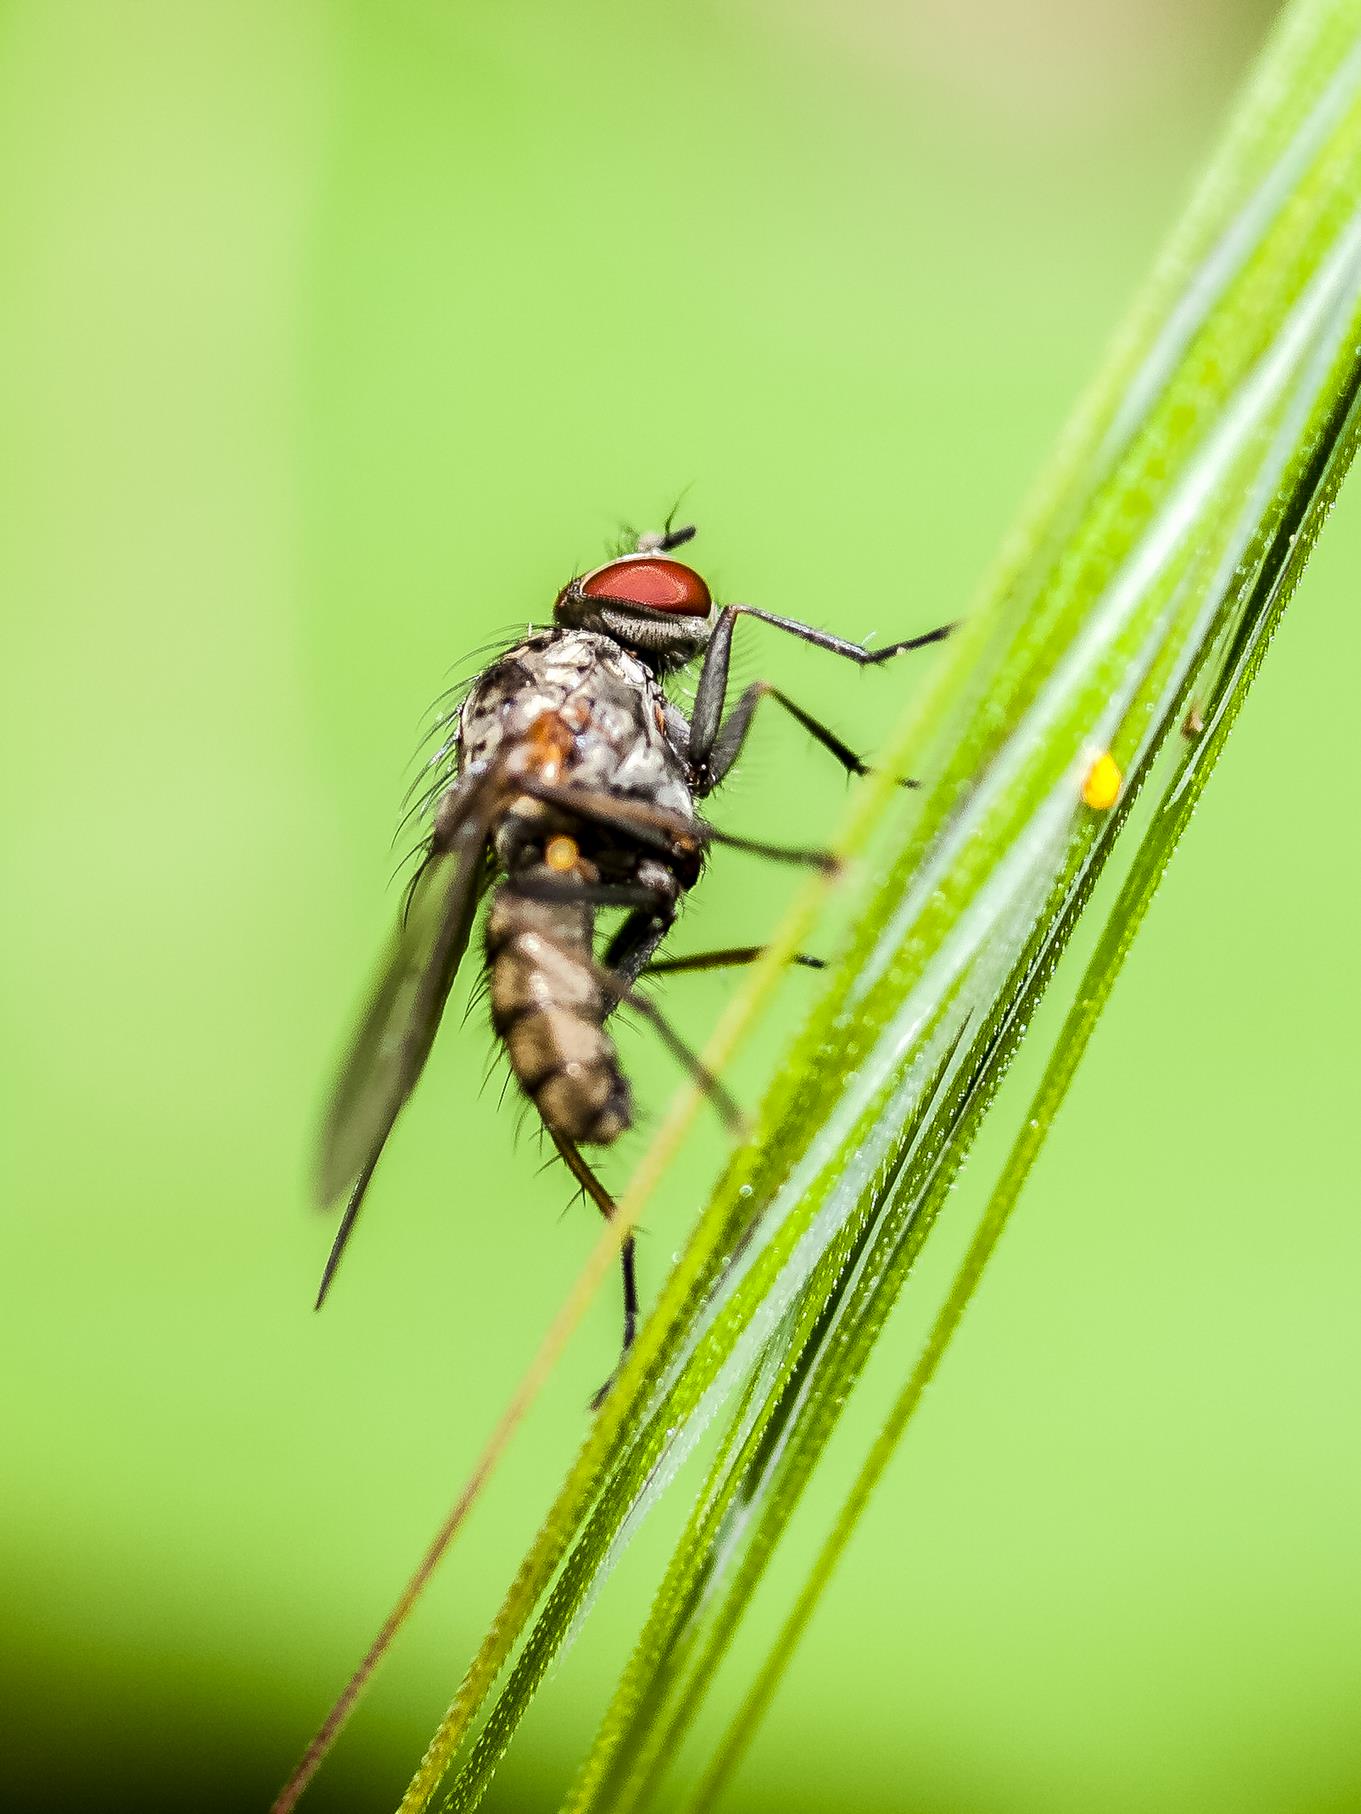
[545,834,579,872]
[1082,751,1122,811]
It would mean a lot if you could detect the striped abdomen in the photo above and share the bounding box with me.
[485,886,631,1145]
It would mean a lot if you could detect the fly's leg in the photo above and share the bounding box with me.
[589,960,745,1134]
[705,826,839,872]
[548,1126,639,1402]
[701,682,915,792]
[516,777,838,873]
[508,874,678,983]
[598,881,682,990]
[687,604,957,794]
[508,876,673,910]
[642,946,826,976]
[601,908,673,983]
[512,777,704,862]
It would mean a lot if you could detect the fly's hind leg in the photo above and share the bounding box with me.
[506,872,746,1133]
[590,960,745,1134]
[549,1126,638,1406]
[642,946,826,976]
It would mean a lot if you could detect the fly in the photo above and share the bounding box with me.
[315,522,953,1382]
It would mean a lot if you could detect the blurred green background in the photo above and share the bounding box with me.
[5,2,1360,1810]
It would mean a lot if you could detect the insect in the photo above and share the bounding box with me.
[315,521,953,1380]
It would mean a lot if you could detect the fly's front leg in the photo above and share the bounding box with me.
[687,604,956,795]
[701,681,890,793]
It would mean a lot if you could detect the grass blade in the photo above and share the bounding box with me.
[655,318,1361,1814]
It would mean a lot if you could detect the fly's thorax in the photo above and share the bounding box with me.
[458,628,695,822]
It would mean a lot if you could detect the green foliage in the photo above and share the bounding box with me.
[379,3,1361,1808]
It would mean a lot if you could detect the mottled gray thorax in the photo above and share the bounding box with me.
[458,629,694,826]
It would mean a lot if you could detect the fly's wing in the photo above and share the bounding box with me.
[313,768,497,1302]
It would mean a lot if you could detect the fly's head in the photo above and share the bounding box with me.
[553,523,714,674]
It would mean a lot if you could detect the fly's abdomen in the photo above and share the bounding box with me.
[486,891,631,1145]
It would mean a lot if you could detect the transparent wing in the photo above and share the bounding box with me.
[313,770,497,1300]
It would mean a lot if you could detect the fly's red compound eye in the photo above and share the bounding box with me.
[580,556,712,617]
